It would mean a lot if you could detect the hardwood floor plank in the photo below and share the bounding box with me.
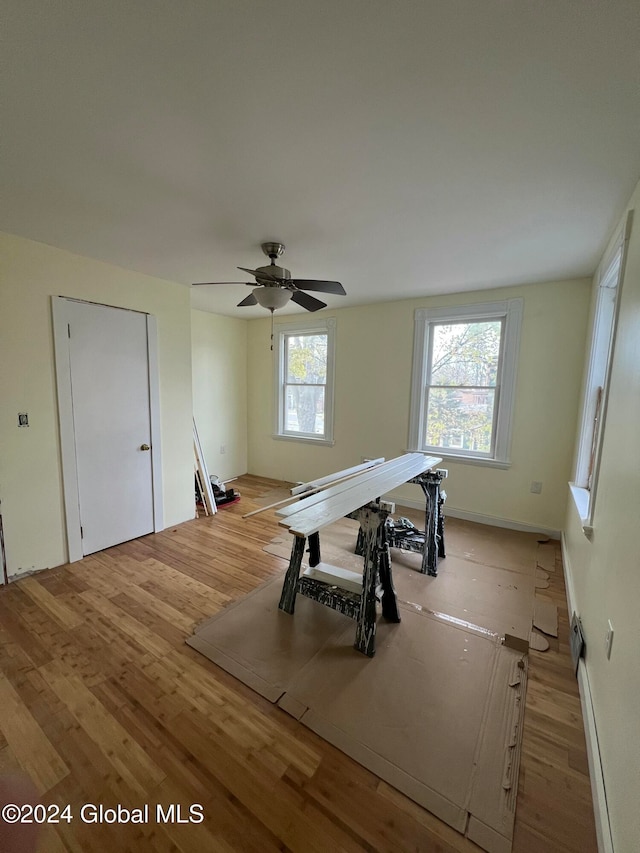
[0,672,69,794]
[0,475,598,852]
[38,659,166,796]
[0,598,54,668]
[18,576,85,630]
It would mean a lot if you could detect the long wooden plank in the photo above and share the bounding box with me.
[277,454,437,521]
[279,453,436,525]
[279,454,440,537]
[194,418,216,515]
[277,458,402,520]
[278,454,434,534]
[290,458,385,496]
[243,459,388,519]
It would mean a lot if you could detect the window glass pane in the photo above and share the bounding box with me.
[285,334,327,384]
[285,385,325,434]
[276,319,334,443]
[430,321,501,387]
[425,387,496,453]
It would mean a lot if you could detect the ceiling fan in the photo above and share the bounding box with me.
[192,242,346,313]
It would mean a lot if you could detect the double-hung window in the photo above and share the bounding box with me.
[274,317,336,444]
[571,213,631,532]
[409,299,523,465]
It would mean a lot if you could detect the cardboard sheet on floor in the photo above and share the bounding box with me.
[536,541,557,572]
[533,596,559,637]
[429,515,539,575]
[529,630,550,651]
[187,579,348,702]
[264,516,537,641]
[187,575,527,853]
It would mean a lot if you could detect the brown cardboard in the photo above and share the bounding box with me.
[466,647,527,852]
[186,575,349,699]
[536,541,557,572]
[504,634,529,653]
[264,516,537,641]
[467,817,514,853]
[301,709,469,833]
[188,576,529,852]
[529,631,550,651]
[418,514,539,575]
[533,597,559,637]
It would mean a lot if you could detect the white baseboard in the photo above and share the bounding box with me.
[386,496,561,539]
[561,533,614,853]
[7,566,46,583]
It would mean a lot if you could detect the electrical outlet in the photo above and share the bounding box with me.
[220,445,226,455]
[605,620,614,659]
[530,481,543,494]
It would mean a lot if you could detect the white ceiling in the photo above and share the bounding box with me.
[2,1,639,318]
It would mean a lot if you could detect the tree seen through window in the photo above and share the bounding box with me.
[284,333,327,435]
[425,320,502,453]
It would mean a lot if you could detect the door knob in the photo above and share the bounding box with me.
[140,444,150,451]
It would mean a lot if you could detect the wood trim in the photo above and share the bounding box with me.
[561,532,614,853]
[52,297,164,562]
[52,297,83,563]
[408,299,522,464]
[146,314,164,532]
[290,457,385,496]
[193,419,217,515]
[393,495,562,539]
[278,454,439,537]
[0,509,7,585]
[577,664,614,853]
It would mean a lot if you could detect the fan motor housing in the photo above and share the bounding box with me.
[256,264,291,284]
[261,241,285,258]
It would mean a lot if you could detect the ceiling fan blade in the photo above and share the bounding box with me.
[237,266,279,281]
[289,279,346,295]
[291,291,327,312]
[237,293,258,307]
[192,281,252,286]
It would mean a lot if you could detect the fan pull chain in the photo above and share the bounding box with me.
[270,309,274,351]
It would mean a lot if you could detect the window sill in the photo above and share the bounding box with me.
[569,483,593,538]
[406,449,511,469]
[273,434,335,447]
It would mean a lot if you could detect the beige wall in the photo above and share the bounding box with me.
[564,179,640,852]
[191,309,248,482]
[247,278,591,533]
[0,232,194,577]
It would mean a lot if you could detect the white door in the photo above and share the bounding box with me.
[65,300,155,555]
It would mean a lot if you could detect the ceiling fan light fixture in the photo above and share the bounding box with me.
[253,286,292,311]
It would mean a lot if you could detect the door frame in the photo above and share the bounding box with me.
[52,296,164,563]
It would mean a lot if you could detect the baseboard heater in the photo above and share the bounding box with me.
[570,611,585,676]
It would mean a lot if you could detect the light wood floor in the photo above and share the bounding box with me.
[0,475,598,852]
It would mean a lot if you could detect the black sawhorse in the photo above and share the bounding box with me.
[355,469,446,576]
[278,501,399,657]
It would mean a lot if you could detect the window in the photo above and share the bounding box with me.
[274,317,336,444]
[571,213,630,531]
[409,299,523,466]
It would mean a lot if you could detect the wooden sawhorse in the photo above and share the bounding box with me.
[275,454,442,656]
[379,469,447,576]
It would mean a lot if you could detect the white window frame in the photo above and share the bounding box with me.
[570,213,631,534]
[408,299,523,467]
[273,316,336,445]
